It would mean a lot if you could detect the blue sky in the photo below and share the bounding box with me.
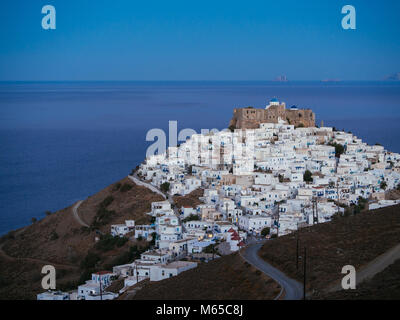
[0,0,399,81]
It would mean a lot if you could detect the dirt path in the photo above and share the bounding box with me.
[72,200,89,227]
[0,243,78,270]
[326,243,400,292]
[128,174,166,199]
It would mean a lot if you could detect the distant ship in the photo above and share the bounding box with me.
[274,75,288,82]
[321,78,341,83]
[384,72,400,81]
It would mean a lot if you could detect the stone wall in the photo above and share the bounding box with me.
[229,104,315,129]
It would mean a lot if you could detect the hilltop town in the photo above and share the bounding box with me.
[37,99,400,300]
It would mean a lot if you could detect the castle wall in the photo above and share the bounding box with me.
[229,104,315,129]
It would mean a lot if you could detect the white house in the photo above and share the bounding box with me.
[149,261,198,281]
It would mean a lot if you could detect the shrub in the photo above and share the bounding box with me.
[95,234,128,252]
[100,195,114,208]
[182,214,200,223]
[303,170,313,183]
[92,207,115,227]
[120,183,133,193]
[50,231,59,240]
[45,211,53,216]
[114,182,121,191]
[80,252,100,270]
[160,182,170,193]
[261,227,270,237]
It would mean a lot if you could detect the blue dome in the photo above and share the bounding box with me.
[290,105,298,109]
[270,98,278,102]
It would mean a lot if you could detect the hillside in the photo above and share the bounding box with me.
[0,177,164,300]
[172,188,204,209]
[258,204,400,297]
[318,258,400,299]
[122,252,281,300]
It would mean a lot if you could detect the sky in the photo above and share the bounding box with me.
[0,0,399,81]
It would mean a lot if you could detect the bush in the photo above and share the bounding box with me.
[120,183,133,193]
[80,252,100,270]
[261,227,270,237]
[50,231,59,240]
[92,207,115,227]
[45,211,53,216]
[182,214,200,223]
[100,195,114,208]
[160,182,170,193]
[109,245,146,266]
[95,234,128,252]
[303,170,313,183]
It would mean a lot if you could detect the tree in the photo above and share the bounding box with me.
[380,181,387,190]
[261,227,270,237]
[334,143,345,158]
[228,125,235,132]
[31,217,37,224]
[182,214,200,223]
[303,170,313,183]
[329,142,345,158]
[160,182,170,193]
[45,211,52,216]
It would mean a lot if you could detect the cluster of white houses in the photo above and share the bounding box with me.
[38,99,400,300]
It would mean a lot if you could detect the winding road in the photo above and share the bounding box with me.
[240,241,303,300]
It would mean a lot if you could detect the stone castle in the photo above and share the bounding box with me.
[229,98,315,129]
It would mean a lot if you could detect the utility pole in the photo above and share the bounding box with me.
[99,276,103,301]
[312,197,318,224]
[296,233,299,271]
[337,181,340,215]
[276,202,280,238]
[303,246,306,301]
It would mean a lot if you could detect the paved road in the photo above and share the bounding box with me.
[241,241,303,300]
[72,200,89,227]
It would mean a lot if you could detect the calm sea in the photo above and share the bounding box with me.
[0,81,399,235]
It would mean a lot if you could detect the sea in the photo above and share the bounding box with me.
[0,81,399,235]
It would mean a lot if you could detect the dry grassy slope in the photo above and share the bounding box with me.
[173,188,204,209]
[258,204,400,296]
[0,177,164,300]
[318,258,400,300]
[127,252,281,300]
[78,176,164,233]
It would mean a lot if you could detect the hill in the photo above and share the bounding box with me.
[122,252,281,300]
[258,204,400,298]
[0,177,163,300]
